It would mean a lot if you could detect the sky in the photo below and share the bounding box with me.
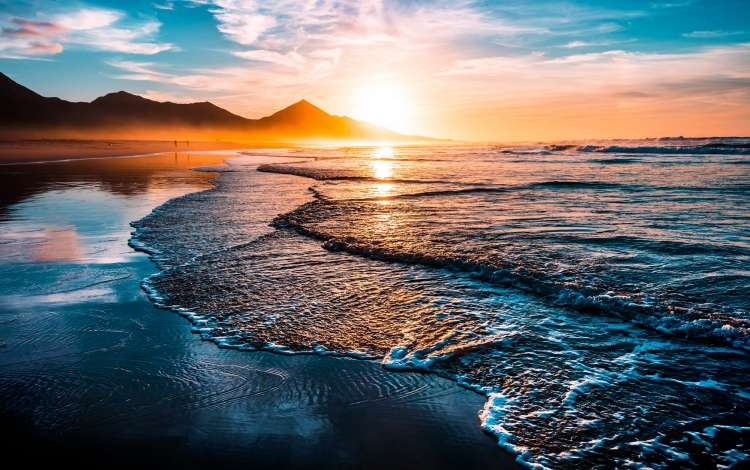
[1,0,748,141]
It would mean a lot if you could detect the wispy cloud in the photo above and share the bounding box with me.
[139,89,196,103]
[207,1,277,46]
[562,38,637,49]
[232,49,306,68]
[153,1,175,11]
[0,6,172,58]
[196,1,549,66]
[441,44,750,88]
[650,1,693,9]
[683,30,745,39]
[0,18,66,57]
[437,43,750,122]
[54,8,120,30]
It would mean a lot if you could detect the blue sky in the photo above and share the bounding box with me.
[1,0,748,139]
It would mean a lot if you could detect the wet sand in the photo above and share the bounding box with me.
[0,139,261,164]
[0,152,519,469]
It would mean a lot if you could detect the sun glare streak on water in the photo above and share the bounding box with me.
[371,159,393,179]
[372,146,395,160]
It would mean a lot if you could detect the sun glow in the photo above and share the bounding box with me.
[370,149,394,197]
[351,82,414,133]
[372,146,394,159]
[371,159,393,180]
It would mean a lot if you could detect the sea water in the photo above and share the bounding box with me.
[131,139,750,469]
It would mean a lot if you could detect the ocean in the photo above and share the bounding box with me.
[131,139,750,469]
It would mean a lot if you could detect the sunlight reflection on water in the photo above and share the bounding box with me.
[372,145,395,160]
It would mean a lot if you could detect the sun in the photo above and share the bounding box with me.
[351,82,413,133]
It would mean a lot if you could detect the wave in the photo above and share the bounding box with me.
[530,180,629,190]
[586,157,642,164]
[258,163,420,183]
[257,163,498,187]
[577,143,750,155]
[500,148,552,156]
[546,144,578,151]
[388,181,747,199]
[260,163,749,200]
[272,199,749,351]
[551,233,750,257]
[367,182,639,201]
[369,186,510,200]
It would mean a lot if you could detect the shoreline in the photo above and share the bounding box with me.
[0,139,283,164]
[0,150,521,469]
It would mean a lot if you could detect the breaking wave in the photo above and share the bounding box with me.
[273,198,749,350]
[576,143,750,155]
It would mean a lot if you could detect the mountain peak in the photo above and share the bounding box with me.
[290,98,326,113]
[0,71,44,101]
[263,99,330,124]
[92,91,151,105]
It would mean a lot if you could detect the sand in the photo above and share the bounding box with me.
[0,139,262,164]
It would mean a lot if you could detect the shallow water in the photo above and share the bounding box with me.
[0,152,513,469]
[132,141,750,469]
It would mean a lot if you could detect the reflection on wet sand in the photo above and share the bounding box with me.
[31,226,82,262]
[0,152,229,221]
[0,152,231,264]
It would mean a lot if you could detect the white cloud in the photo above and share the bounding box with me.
[0,7,172,58]
[562,38,636,49]
[650,1,693,9]
[683,30,744,39]
[153,1,175,10]
[564,40,590,49]
[54,8,121,30]
[0,18,66,57]
[69,19,173,54]
[232,49,306,68]
[205,0,277,45]
[140,89,197,103]
[106,60,167,80]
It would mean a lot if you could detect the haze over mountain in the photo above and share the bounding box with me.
[0,72,428,142]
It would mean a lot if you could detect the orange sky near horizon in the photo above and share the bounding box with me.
[191,40,750,142]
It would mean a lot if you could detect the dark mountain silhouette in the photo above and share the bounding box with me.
[0,72,429,142]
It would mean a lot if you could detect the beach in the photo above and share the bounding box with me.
[2,0,748,466]
[1,142,748,469]
[0,150,518,469]
[0,139,259,164]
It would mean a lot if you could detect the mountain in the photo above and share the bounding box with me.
[0,72,429,142]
